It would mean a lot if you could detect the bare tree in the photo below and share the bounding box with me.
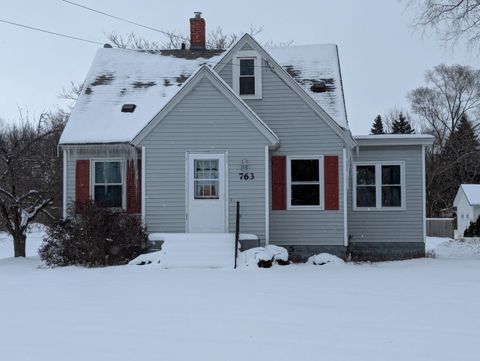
[407,0,480,47]
[408,64,480,151]
[0,113,64,257]
[105,25,290,51]
[59,81,84,102]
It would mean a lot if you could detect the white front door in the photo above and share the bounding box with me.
[187,153,226,233]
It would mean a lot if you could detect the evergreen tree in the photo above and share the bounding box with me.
[440,114,480,210]
[370,115,385,135]
[391,112,415,134]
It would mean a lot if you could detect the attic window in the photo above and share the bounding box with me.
[232,51,262,99]
[121,104,136,113]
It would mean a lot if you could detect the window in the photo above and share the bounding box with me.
[93,161,124,208]
[239,59,255,95]
[194,159,219,199]
[354,162,404,210]
[287,157,324,209]
[232,52,262,99]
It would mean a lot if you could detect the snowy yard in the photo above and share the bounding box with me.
[1,229,479,361]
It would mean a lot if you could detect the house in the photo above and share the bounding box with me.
[59,13,434,261]
[453,184,480,236]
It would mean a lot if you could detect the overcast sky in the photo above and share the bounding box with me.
[0,0,477,134]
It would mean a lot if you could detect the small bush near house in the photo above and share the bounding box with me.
[39,202,148,267]
[464,216,480,237]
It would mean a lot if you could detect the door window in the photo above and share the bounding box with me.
[194,159,219,199]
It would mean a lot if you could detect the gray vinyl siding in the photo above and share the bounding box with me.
[348,145,424,243]
[138,77,269,239]
[218,57,346,246]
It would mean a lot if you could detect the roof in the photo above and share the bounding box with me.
[59,48,224,144]
[60,41,350,145]
[267,44,348,128]
[354,134,435,146]
[455,184,480,206]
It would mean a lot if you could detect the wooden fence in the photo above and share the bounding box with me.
[426,218,454,238]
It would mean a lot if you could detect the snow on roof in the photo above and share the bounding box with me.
[267,44,348,128]
[354,134,435,146]
[60,43,349,144]
[459,184,480,206]
[59,48,225,144]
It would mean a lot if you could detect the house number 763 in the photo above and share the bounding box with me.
[239,172,255,180]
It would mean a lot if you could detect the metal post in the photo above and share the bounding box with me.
[234,201,240,269]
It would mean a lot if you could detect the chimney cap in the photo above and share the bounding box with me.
[193,11,202,19]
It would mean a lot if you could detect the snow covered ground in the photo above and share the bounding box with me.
[0,229,479,361]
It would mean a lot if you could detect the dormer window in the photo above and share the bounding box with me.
[233,52,262,99]
[239,59,255,95]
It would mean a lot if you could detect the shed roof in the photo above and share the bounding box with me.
[456,184,480,206]
[60,41,349,145]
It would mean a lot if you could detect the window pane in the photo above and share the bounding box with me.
[382,165,401,185]
[195,159,219,179]
[94,185,122,207]
[356,186,376,207]
[194,180,219,199]
[291,184,320,206]
[382,186,402,207]
[95,162,121,183]
[239,77,255,95]
[356,166,375,185]
[291,159,319,182]
[240,59,254,75]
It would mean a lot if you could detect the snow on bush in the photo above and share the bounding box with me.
[237,245,289,268]
[129,251,162,265]
[308,253,345,266]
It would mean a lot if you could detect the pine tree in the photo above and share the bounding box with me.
[391,112,415,134]
[370,115,385,135]
[441,114,480,208]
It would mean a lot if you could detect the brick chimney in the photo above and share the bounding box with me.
[190,12,205,50]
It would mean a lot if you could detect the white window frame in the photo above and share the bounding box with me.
[287,155,324,210]
[353,161,406,211]
[90,158,126,210]
[232,51,263,99]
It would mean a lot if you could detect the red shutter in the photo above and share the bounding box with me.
[324,156,339,210]
[271,156,286,210]
[127,159,142,214]
[75,160,90,206]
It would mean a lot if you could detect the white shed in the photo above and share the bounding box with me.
[453,184,480,237]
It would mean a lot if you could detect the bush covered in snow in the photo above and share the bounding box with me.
[237,245,290,268]
[464,216,480,237]
[307,253,345,266]
[39,202,148,267]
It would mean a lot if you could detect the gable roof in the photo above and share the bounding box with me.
[455,184,480,207]
[60,35,352,145]
[131,64,279,146]
[213,34,354,147]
